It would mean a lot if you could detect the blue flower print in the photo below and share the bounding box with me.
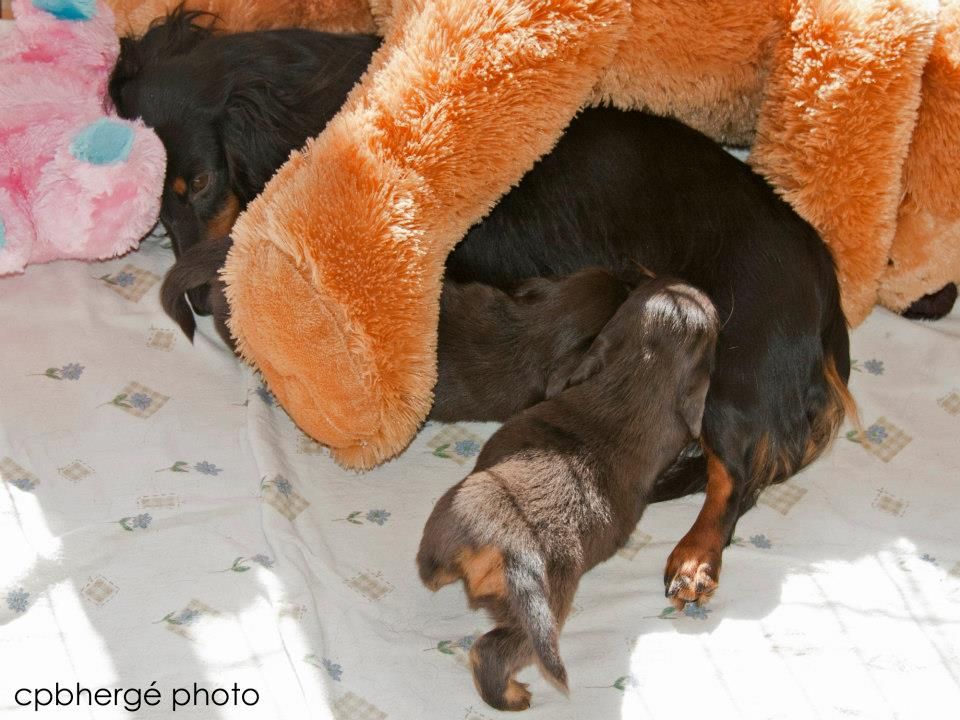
[749,534,772,549]
[31,362,84,381]
[455,439,481,458]
[366,509,391,526]
[255,383,276,407]
[6,588,29,613]
[863,359,884,376]
[114,272,135,287]
[60,363,84,380]
[866,424,887,444]
[454,635,475,650]
[920,553,937,565]
[10,477,36,492]
[270,476,293,496]
[683,604,712,620]
[193,461,222,476]
[251,554,274,568]
[172,609,199,625]
[323,658,343,682]
[119,513,152,531]
[653,603,714,620]
[129,393,152,410]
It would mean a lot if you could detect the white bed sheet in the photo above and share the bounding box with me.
[1,231,959,720]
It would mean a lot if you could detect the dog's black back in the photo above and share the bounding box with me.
[448,109,851,509]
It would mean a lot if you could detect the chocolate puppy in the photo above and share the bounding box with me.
[430,267,632,422]
[159,235,234,350]
[417,278,718,711]
[158,253,634,424]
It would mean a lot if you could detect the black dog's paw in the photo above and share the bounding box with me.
[902,283,957,321]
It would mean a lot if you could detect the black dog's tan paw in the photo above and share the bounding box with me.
[664,551,719,610]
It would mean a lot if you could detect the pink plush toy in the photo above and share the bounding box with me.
[0,0,164,277]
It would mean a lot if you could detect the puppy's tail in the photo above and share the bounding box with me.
[505,551,568,691]
[160,236,232,341]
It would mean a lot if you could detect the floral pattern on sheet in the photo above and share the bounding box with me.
[30,362,85,381]
[0,229,958,719]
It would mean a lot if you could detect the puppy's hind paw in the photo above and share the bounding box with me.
[501,680,532,711]
[470,627,534,711]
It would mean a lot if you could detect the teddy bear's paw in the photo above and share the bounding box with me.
[70,118,134,166]
[30,0,97,22]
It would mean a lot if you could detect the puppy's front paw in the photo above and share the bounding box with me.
[664,544,720,610]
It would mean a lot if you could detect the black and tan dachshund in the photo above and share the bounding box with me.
[110,9,856,608]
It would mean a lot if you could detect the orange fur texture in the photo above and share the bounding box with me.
[225,0,629,468]
[751,0,938,325]
[880,0,960,312]
[104,0,959,466]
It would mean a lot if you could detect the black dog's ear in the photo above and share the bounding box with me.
[216,33,380,203]
[218,81,294,203]
[159,236,233,342]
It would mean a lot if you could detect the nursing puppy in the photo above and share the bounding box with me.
[418,278,719,711]
[159,246,633,422]
[430,267,632,422]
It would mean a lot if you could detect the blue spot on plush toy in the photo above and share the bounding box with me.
[70,119,135,166]
[32,0,97,22]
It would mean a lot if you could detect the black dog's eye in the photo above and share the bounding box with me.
[190,173,211,195]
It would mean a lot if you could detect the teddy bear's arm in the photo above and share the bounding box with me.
[880,1,960,314]
[223,0,630,468]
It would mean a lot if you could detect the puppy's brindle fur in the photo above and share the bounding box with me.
[418,278,718,710]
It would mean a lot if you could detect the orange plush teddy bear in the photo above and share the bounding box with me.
[107,0,960,469]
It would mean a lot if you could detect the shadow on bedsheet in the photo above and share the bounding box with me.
[4,447,960,719]
[2,243,958,719]
[0,233,343,718]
